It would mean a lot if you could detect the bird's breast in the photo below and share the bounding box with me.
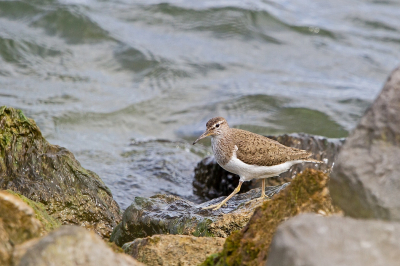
[211,136,233,166]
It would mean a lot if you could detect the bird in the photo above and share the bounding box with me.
[193,117,322,210]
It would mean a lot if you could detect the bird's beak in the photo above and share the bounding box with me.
[193,130,211,145]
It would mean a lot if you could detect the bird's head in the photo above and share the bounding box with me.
[193,117,229,145]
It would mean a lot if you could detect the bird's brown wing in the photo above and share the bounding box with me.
[232,128,312,166]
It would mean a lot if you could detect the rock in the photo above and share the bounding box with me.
[13,225,144,266]
[267,213,400,266]
[203,169,341,266]
[194,133,343,200]
[0,106,121,238]
[0,190,42,244]
[110,184,288,247]
[0,222,13,266]
[5,190,61,235]
[123,234,225,266]
[330,66,400,220]
[0,190,43,266]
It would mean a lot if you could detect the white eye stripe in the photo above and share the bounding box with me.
[214,121,223,128]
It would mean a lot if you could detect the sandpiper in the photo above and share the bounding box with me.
[193,117,322,210]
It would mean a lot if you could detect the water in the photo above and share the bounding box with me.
[1,0,399,209]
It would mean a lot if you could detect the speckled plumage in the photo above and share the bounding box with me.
[193,116,322,210]
[205,117,316,167]
[213,128,314,166]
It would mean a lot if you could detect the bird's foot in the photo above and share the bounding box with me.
[260,192,269,199]
[202,202,225,211]
[245,195,269,205]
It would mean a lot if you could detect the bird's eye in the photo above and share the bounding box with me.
[215,124,220,128]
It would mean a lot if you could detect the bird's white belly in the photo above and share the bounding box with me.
[222,153,305,182]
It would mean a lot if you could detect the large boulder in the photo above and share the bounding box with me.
[110,184,288,247]
[0,106,121,238]
[267,213,400,266]
[13,225,144,266]
[330,67,400,220]
[0,190,43,266]
[202,169,341,266]
[194,133,343,200]
[123,234,225,266]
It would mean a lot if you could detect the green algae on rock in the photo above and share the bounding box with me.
[110,184,288,247]
[6,190,61,235]
[201,169,341,266]
[0,106,121,238]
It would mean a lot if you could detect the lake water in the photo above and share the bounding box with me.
[1,0,399,209]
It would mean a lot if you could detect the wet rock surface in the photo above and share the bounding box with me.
[267,213,400,266]
[330,67,400,220]
[203,169,341,266]
[194,133,344,200]
[123,234,225,266]
[0,106,121,238]
[110,184,288,247]
[14,225,144,266]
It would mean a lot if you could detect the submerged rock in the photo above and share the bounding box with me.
[14,225,144,266]
[267,213,400,266]
[0,106,121,238]
[203,169,341,266]
[330,66,400,221]
[0,190,42,266]
[123,234,225,266]
[110,184,288,247]
[193,133,343,200]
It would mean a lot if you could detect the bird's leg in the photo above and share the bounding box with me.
[244,179,270,206]
[261,178,266,198]
[203,181,243,211]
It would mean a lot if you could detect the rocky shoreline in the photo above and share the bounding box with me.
[1,66,400,265]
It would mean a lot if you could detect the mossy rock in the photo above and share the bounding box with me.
[201,169,342,266]
[6,190,61,234]
[0,106,121,238]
